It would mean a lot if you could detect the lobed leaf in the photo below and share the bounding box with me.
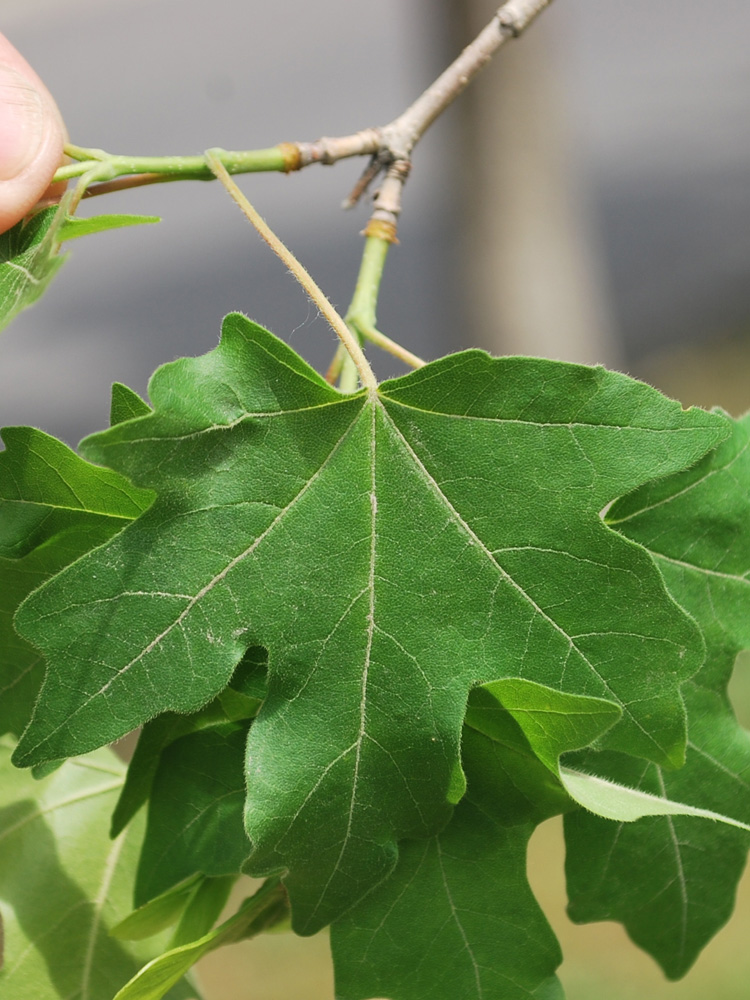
[565,411,750,977]
[333,808,564,1000]
[13,316,728,933]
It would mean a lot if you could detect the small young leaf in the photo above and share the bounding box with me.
[467,678,622,774]
[463,679,622,827]
[58,213,161,241]
[135,724,251,905]
[13,317,728,933]
[169,876,236,948]
[560,764,750,829]
[565,411,750,977]
[470,679,750,827]
[112,879,286,1000]
[111,875,203,942]
[0,738,196,998]
[0,205,161,332]
[0,205,67,332]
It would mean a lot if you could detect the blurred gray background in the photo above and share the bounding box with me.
[2,3,750,998]
[2,0,750,445]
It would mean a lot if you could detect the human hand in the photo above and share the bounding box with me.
[0,32,66,234]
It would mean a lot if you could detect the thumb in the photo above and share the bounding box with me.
[0,33,66,233]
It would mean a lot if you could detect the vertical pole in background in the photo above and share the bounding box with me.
[444,0,619,366]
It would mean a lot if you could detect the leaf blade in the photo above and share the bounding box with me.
[58,213,161,241]
[0,416,154,738]
[13,318,728,933]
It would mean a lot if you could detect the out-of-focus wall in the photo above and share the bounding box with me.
[2,0,750,442]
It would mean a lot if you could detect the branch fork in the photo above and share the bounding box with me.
[52,0,554,388]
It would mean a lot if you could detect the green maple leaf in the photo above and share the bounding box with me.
[0,424,153,736]
[565,411,750,977]
[0,737,196,999]
[12,315,727,932]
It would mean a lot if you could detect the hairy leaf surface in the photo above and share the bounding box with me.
[565,411,750,977]
[0,738,196,999]
[13,316,727,931]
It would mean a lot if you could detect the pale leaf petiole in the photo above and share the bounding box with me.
[204,149,378,392]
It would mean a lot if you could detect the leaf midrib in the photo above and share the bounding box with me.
[2,498,138,520]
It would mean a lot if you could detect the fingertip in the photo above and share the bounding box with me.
[0,33,66,234]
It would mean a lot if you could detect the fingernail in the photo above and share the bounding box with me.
[0,64,44,181]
